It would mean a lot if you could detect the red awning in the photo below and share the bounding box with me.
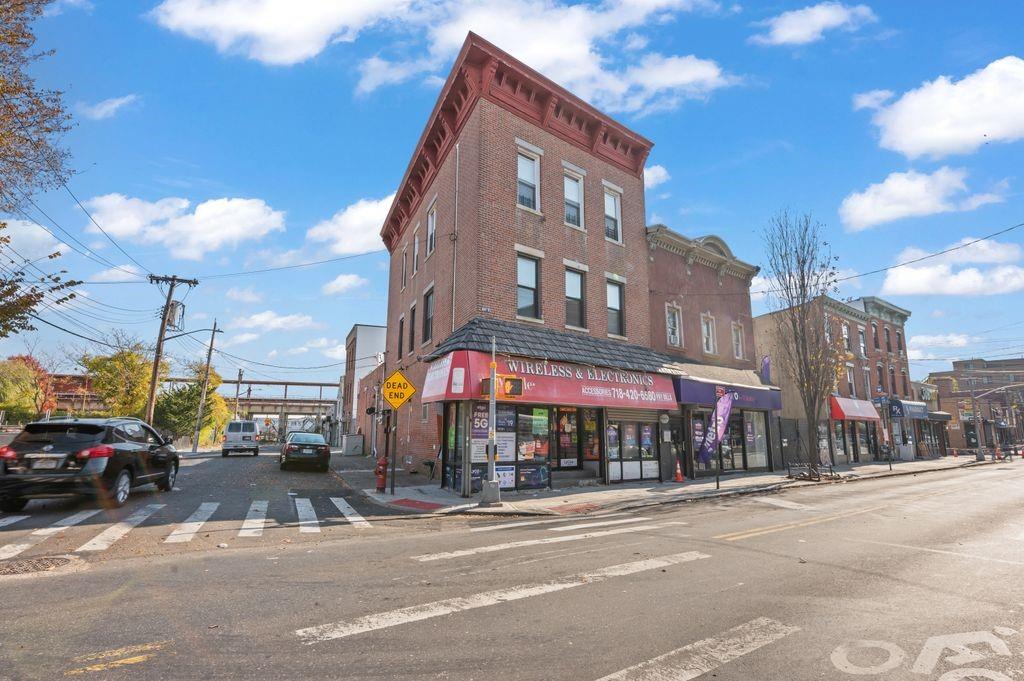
[830,396,880,421]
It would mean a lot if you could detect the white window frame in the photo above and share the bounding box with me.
[606,279,625,338]
[401,247,407,290]
[863,367,871,398]
[841,323,851,351]
[665,303,682,348]
[857,326,867,357]
[701,313,717,355]
[412,227,420,276]
[426,204,436,257]
[731,322,744,360]
[603,188,622,244]
[563,171,584,230]
[516,149,541,213]
[846,364,856,398]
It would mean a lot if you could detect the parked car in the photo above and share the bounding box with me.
[279,432,330,472]
[223,420,260,456]
[0,417,178,512]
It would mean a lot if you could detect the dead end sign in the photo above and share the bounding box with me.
[383,370,416,410]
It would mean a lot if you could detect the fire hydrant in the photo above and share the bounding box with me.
[375,454,388,493]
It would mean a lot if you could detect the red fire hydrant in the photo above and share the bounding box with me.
[375,454,388,493]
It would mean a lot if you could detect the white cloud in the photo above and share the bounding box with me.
[229,310,317,330]
[894,236,1021,266]
[322,343,347,360]
[852,88,892,111]
[225,286,262,303]
[644,165,671,189]
[221,332,260,347]
[151,0,411,65]
[90,264,145,282]
[1,219,67,260]
[286,346,309,355]
[85,193,285,260]
[909,333,972,349]
[750,2,876,46]
[303,337,333,349]
[839,167,1007,231]
[43,0,93,17]
[866,56,1024,159]
[322,273,369,295]
[882,236,1024,297]
[306,193,394,256]
[624,32,649,51]
[267,349,278,358]
[78,94,139,121]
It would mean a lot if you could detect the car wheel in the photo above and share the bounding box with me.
[0,498,28,513]
[221,451,228,457]
[156,461,178,492]
[106,468,133,508]
[279,460,288,471]
[252,449,259,456]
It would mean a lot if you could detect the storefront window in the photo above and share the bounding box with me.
[744,411,768,469]
[833,421,846,461]
[722,414,744,471]
[516,406,550,462]
[581,409,601,461]
[692,412,716,473]
[606,423,620,460]
[556,408,579,468]
[622,424,639,459]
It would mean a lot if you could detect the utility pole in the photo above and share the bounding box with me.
[479,336,502,506]
[191,320,221,453]
[234,368,244,418]
[145,274,198,423]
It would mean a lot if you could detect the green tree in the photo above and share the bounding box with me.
[80,337,161,418]
[0,358,37,422]
[154,363,229,445]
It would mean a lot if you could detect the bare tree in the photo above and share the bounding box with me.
[763,211,844,467]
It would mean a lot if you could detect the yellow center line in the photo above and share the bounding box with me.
[65,654,154,676]
[71,640,171,663]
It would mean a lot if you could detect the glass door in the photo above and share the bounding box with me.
[554,407,580,470]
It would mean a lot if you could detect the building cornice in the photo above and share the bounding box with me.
[646,225,759,282]
[380,32,653,251]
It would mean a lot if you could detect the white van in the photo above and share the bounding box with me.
[223,420,260,456]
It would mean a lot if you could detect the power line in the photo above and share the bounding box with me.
[196,249,387,280]
[26,313,120,349]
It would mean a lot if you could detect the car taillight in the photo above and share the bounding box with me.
[255,434,260,442]
[319,445,330,454]
[0,446,15,461]
[76,445,114,459]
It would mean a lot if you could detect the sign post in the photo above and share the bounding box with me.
[479,337,502,507]
[382,369,416,496]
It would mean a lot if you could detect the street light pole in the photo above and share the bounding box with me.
[191,320,221,453]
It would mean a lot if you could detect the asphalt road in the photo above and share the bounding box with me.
[2,458,1023,680]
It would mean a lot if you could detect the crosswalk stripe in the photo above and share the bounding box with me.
[296,551,710,644]
[294,498,320,533]
[76,505,165,553]
[164,502,220,543]
[470,512,630,533]
[0,515,29,530]
[239,500,269,537]
[548,517,649,532]
[330,497,370,529]
[0,509,100,560]
[595,617,799,680]
[412,521,687,562]
[750,497,813,511]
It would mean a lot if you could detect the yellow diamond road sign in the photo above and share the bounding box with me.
[383,369,416,410]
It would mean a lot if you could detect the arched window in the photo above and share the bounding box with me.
[871,322,879,350]
[888,366,897,394]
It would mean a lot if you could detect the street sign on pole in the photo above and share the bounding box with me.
[382,370,416,411]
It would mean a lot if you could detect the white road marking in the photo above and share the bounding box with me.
[0,509,100,560]
[164,502,219,543]
[411,521,686,562]
[548,517,649,532]
[296,550,710,644]
[76,504,164,553]
[470,512,630,533]
[596,617,800,680]
[294,498,320,533]
[0,515,29,530]
[239,501,269,537]
[750,497,814,511]
[330,497,370,529]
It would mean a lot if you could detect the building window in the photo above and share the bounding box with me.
[666,305,681,347]
[888,366,896,394]
[872,322,879,350]
[884,327,892,353]
[863,367,871,397]
[426,207,436,256]
[732,322,744,360]
[901,370,909,396]
[604,190,621,242]
[824,314,832,343]
[858,327,867,357]
[846,366,855,397]
[517,152,538,210]
[421,404,429,422]
[842,323,851,351]
[413,232,420,274]
[896,330,904,355]
[701,314,717,354]
[876,364,884,393]
[397,317,404,360]
[408,305,416,353]
[563,174,582,228]
[517,255,540,319]
[606,280,624,336]
[565,269,585,328]
[401,248,407,289]
[422,289,434,343]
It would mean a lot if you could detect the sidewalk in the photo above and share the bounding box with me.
[332,453,1004,517]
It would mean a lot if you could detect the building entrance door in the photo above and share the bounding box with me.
[553,407,580,470]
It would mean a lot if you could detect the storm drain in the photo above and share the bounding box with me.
[0,556,72,576]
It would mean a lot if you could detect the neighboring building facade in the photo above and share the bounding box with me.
[378,33,778,492]
[928,357,1024,450]
[341,324,386,435]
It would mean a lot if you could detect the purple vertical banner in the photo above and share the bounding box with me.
[760,355,771,384]
[698,390,737,464]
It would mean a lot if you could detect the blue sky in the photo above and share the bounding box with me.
[3,0,1023,393]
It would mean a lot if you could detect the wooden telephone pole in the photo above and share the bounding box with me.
[145,274,199,423]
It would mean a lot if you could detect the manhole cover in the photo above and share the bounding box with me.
[0,556,72,576]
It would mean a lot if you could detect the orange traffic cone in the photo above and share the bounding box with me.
[673,458,685,482]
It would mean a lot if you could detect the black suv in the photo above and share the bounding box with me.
[0,417,179,512]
